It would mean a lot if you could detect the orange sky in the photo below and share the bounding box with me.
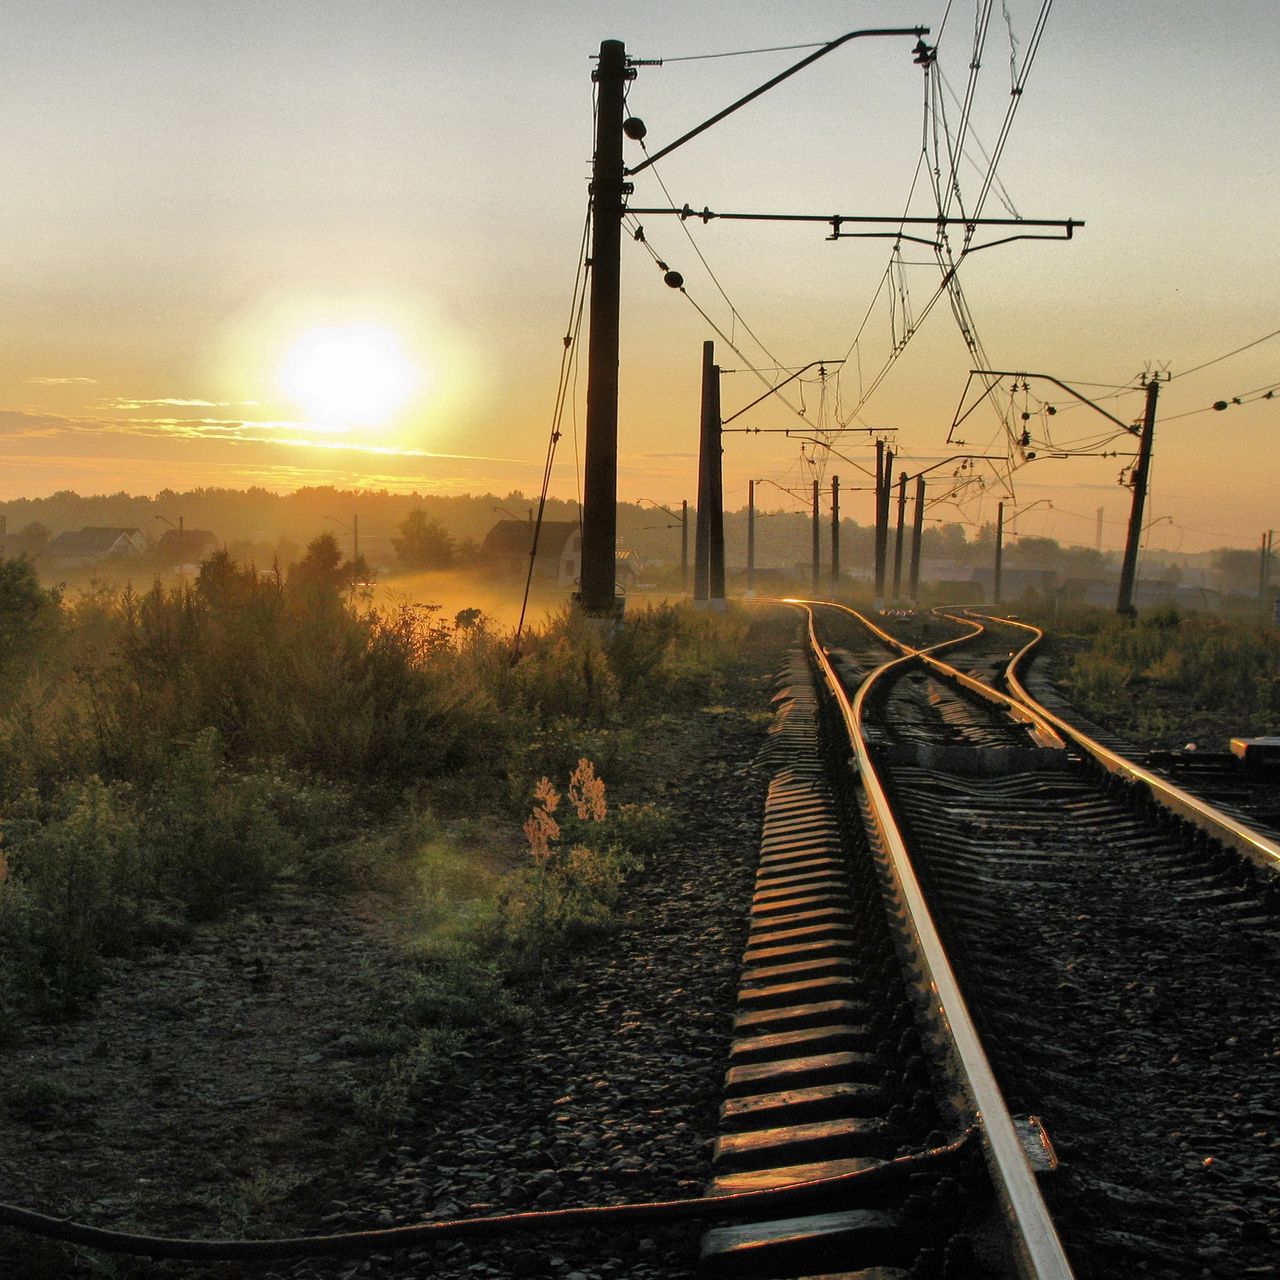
[1,1,1276,554]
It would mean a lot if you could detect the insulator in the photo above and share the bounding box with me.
[623,116,647,141]
[663,270,684,289]
[1213,401,1229,411]
[1046,405,1057,415]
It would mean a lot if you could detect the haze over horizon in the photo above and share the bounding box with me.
[1,1,1275,556]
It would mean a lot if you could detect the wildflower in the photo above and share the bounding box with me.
[524,777,562,863]
[568,758,607,823]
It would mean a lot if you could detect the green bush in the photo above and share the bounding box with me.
[0,776,145,1012]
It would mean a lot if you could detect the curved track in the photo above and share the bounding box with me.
[789,601,1280,1278]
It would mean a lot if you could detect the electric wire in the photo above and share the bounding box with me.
[1170,326,1280,381]
[619,205,811,425]
[655,41,827,63]
[636,139,789,383]
[512,198,591,659]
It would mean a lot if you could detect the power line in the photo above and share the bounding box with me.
[1171,326,1280,380]
[654,42,827,63]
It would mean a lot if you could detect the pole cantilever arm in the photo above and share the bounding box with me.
[625,27,929,177]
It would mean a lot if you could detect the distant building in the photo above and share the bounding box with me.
[481,520,581,587]
[43,527,147,567]
[480,519,641,592]
[969,566,1057,602]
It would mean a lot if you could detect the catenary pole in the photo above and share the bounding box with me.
[1116,377,1161,616]
[579,40,629,615]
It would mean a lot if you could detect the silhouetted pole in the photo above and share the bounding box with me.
[580,39,628,615]
[680,499,688,590]
[811,479,821,592]
[694,341,725,608]
[892,471,907,599]
[747,481,756,597]
[708,363,725,608]
[994,501,1005,606]
[908,474,925,599]
[1259,529,1273,608]
[830,474,841,589]
[1116,376,1160,616]
[874,444,893,603]
[352,513,359,564]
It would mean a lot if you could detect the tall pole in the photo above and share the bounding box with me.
[747,481,756,597]
[680,499,688,591]
[1117,376,1160,616]
[994,501,1005,606]
[908,474,925,600]
[874,445,893,604]
[830,474,841,590]
[811,479,821,593]
[694,341,725,607]
[579,39,628,616]
[353,513,359,564]
[708,360,725,609]
[892,471,907,600]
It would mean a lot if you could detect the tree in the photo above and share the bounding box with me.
[393,510,455,570]
[1212,547,1264,598]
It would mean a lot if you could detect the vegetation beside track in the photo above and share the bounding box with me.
[1039,604,1280,750]
[0,546,775,1032]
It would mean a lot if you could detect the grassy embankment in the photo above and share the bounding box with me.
[1039,604,1280,749]
[0,552,783,1106]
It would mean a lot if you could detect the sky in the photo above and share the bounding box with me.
[0,0,1276,555]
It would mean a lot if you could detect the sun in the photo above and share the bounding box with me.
[278,323,420,426]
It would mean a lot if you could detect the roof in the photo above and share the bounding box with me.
[45,527,145,557]
[481,520,580,558]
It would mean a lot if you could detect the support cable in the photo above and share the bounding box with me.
[512,198,592,660]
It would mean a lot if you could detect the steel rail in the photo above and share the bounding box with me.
[979,612,1280,878]
[788,598,1065,749]
[796,602,1076,1280]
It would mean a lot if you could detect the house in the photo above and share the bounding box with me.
[480,520,642,592]
[43,527,147,567]
[481,520,581,586]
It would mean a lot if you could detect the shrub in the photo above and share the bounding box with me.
[149,729,297,919]
[0,776,145,1012]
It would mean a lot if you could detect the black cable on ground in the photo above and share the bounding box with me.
[0,1129,976,1262]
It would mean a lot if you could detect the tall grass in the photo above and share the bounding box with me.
[0,550,739,1023]
[1058,606,1280,740]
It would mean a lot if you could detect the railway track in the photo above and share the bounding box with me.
[701,611,1073,1278]
[730,600,1278,1279]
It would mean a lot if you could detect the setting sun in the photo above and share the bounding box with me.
[278,323,420,426]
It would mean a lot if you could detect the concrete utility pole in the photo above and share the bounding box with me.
[811,479,821,592]
[579,39,630,616]
[1116,376,1161,616]
[747,481,756,597]
[694,341,726,609]
[831,475,841,589]
[994,501,1005,606]
[873,443,893,604]
[908,474,925,600]
[892,471,907,600]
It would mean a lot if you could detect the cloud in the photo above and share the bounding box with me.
[23,376,98,386]
[0,408,528,465]
[107,397,261,410]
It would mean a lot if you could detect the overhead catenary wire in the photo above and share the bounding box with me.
[1170,326,1280,381]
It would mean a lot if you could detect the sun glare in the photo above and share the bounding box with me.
[279,323,420,426]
